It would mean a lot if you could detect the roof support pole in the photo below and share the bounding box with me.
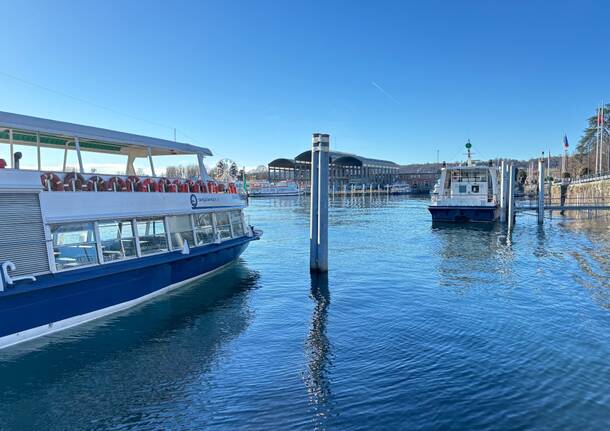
[147,147,156,177]
[8,129,13,168]
[74,137,84,173]
[62,146,68,172]
[197,153,207,180]
[126,154,136,176]
[36,132,41,171]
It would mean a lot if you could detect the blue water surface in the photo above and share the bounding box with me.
[0,196,609,430]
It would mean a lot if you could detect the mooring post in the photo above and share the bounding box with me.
[500,163,505,220]
[508,164,515,230]
[310,133,329,273]
[537,159,545,224]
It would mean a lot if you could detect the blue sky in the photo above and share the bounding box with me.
[0,0,609,170]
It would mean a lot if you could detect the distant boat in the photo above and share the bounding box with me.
[389,183,412,195]
[428,142,500,222]
[248,181,302,197]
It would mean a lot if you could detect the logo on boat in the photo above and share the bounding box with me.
[190,194,198,209]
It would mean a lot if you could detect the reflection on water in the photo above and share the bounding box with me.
[1,195,609,430]
[304,272,333,430]
[0,262,260,430]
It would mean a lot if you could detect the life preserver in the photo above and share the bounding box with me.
[126,175,141,192]
[157,178,171,192]
[87,175,106,192]
[139,178,159,192]
[193,180,207,193]
[41,172,64,191]
[228,182,237,194]
[107,176,127,192]
[172,179,188,193]
[207,181,217,193]
[63,172,87,191]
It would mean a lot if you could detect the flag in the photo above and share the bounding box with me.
[563,134,569,148]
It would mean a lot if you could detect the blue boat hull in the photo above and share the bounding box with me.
[428,206,499,223]
[0,234,259,347]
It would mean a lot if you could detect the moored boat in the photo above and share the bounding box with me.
[389,183,412,195]
[0,111,261,349]
[247,180,301,197]
[428,142,500,222]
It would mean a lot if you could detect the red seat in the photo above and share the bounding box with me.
[0,159,6,169]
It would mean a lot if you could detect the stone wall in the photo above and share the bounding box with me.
[550,178,610,206]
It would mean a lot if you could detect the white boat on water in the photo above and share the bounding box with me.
[389,183,412,195]
[247,181,302,197]
[0,111,261,349]
[428,142,500,222]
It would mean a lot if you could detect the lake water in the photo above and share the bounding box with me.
[0,196,609,430]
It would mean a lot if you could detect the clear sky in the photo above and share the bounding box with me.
[1,0,609,171]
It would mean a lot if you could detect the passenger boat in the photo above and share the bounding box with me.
[389,183,412,195]
[0,111,261,349]
[428,142,500,222]
[247,180,301,197]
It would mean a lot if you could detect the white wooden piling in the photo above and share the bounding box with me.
[500,160,507,223]
[310,133,329,273]
[508,164,515,230]
[537,160,545,224]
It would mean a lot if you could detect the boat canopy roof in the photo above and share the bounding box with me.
[0,111,212,157]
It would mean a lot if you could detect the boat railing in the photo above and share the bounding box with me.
[12,168,243,194]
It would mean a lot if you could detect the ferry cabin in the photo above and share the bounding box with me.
[0,111,260,349]
[428,165,500,222]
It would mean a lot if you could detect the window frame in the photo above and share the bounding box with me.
[136,217,170,256]
[96,219,139,264]
[50,221,100,272]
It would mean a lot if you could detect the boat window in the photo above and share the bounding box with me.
[214,212,232,240]
[136,218,168,255]
[230,210,245,237]
[459,185,467,193]
[51,222,98,270]
[194,213,214,245]
[98,220,137,262]
[167,215,195,250]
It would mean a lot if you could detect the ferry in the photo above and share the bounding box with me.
[247,180,301,197]
[389,183,412,195]
[0,111,261,349]
[428,142,500,222]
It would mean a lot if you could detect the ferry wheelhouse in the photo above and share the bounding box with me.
[0,111,261,349]
[428,144,500,222]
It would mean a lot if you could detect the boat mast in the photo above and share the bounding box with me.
[465,140,473,167]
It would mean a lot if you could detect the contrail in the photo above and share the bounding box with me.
[371,81,399,104]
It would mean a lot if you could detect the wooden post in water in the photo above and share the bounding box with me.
[500,160,507,223]
[537,159,545,224]
[508,164,515,230]
[310,133,329,273]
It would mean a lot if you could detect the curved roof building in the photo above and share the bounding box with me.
[269,150,399,186]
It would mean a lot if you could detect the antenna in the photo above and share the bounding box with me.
[465,139,473,166]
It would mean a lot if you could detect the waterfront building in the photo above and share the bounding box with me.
[268,151,399,189]
[397,169,440,194]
